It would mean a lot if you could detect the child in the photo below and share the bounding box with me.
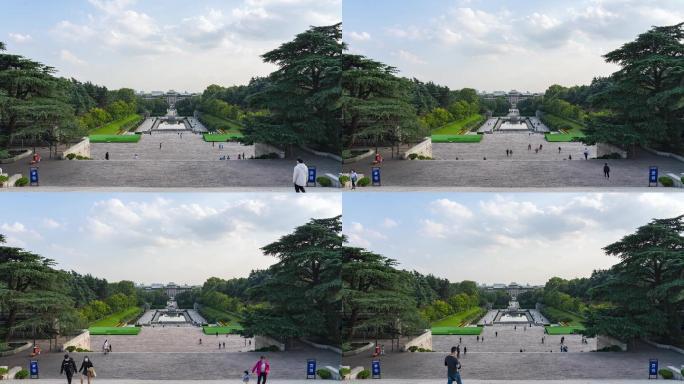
[242,370,250,383]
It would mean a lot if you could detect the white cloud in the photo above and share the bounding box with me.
[347,31,370,41]
[346,221,387,248]
[1,222,27,234]
[382,218,398,228]
[430,198,473,220]
[419,219,448,239]
[8,33,32,43]
[42,218,62,229]
[395,49,426,65]
[60,49,86,65]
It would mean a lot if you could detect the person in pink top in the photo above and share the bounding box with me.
[251,356,270,384]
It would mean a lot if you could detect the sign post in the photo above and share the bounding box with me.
[29,360,39,379]
[29,167,39,186]
[371,167,381,186]
[648,166,658,187]
[371,360,381,379]
[307,167,317,187]
[306,359,316,379]
[648,358,658,379]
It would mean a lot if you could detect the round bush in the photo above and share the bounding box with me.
[408,345,418,352]
[14,369,29,379]
[339,367,351,378]
[681,176,684,185]
[316,176,332,187]
[659,176,674,187]
[316,369,332,379]
[408,153,418,160]
[0,175,8,184]
[357,369,371,379]
[357,176,371,187]
[0,367,8,376]
[15,177,29,187]
[338,175,350,184]
[659,369,673,379]
[66,153,76,160]
[66,346,77,352]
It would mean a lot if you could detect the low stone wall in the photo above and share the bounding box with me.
[300,338,342,355]
[0,342,32,357]
[643,147,684,163]
[254,143,285,159]
[644,339,684,355]
[342,341,374,357]
[61,138,91,159]
[0,149,32,164]
[62,330,91,352]
[2,174,23,188]
[254,335,285,352]
[596,334,626,352]
[343,148,374,164]
[596,143,627,159]
[404,137,432,159]
[402,330,432,352]
[301,146,343,162]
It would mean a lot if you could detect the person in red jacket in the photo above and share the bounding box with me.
[251,356,270,384]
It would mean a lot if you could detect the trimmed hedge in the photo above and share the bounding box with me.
[316,176,332,187]
[431,134,483,143]
[203,133,244,142]
[338,175,350,184]
[431,326,483,335]
[89,134,141,143]
[659,176,674,187]
[659,369,673,379]
[14,177,28,187]
[88,326,141,335]
[14,369,29,379]
[202,325,243,335]
[316,368,332,379]
[90,114,143,135]
[357,176,371,187]
[356,369,371,379]
[90,306,143,327]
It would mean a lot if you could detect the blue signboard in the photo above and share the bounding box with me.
[306,359,316,379]
[371,360,381,379]
[29,360,39,378]
[371,167,381,186]
[649,166,658,185]
[29,167,39,185]
[648,359,658,378]
[307,167,317,186]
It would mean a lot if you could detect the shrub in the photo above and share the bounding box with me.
[0,367,8,376]
[596,345,622,352]
[316,369,332,379]
[66,153,76,160]
[255,345,279,352]
[15,177,28,187]
[316,176,332,187]
[408,345,418,352]
[338,175,350,184]
[357,176,371,187]
[339,367,351,378]
[408,153,418,160]
[0,149,10,159]
[0,175,8,184]
[597,153,622,159]
[659,369,673,379]
[357,369,371,379]
[14,369,29,379]
[681,176,684,185]
[659,176,673,187]
[66,346,77,352]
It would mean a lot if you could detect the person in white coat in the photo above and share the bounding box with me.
[293,158,308,193]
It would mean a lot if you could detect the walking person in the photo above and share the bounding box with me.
[60,354,78,384]
[251,356,270,384]
[293,158,308,193]
[104,152,109,160]
[79,356,95,384]
[444,346,463,384]
[463,346,467,356]
[584,148,589,160]
[603,163,610,179]
[558,146,562,153]
[350,170,358,190]
[159,142,162,150]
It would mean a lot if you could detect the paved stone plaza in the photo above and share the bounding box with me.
[432,133,595,161]
[342,341,682,380]
[91,327,254,353]
[432,324,597,353]
[1,146,339,188]
[0,341,339,380]
[12,380,668,384]
[344,149,684,188]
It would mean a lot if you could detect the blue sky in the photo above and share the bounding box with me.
[0,193,341,285]
[343,0,684,92]
[0,0,340,92]
[343,192,684,285]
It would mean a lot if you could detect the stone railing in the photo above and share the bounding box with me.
[404,137,432,159]
[300,338,342,355]
[254,143,285,159]
[342,341,374,357]
[60,137,91,159]
[62,330,91,352]
[343,149,375,164]
[254,335,285,352]
[402,329,432,351]
[300,146,343,162]
[0,149,32,164]
[643,147,684,163]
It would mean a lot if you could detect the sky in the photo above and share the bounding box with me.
[343,192,684,286]
[0,0,341,92]
[343,0,684,92]
[0,193,341,285]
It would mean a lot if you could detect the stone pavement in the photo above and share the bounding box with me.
[90,132,255,161]
[432,133,594,161]
[342,341,682,380]
[1,148,339,188]
[91,327,254,353]
[0,341,339,380]
[15,380,666,384]
[344,151,684,188]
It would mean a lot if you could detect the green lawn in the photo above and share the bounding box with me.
[89,134,141,143]
[431,134,483,143]
[545,326,584,335]
[431,307,484,328]
[543,307,585,334]
[432,114,483,135]
[545,134,579,142]
[542,114,585,142]
[199,113,243,134]
[88,327,140,335]
[431,327,483,335]
[202,325,244,335]
[90,306,143,327]
[90,114,142,135]
[203,133,244,142]
[198,306,241,324]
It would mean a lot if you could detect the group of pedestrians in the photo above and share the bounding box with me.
[60,354,95,384]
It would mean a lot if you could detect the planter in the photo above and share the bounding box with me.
[0,149,33,164]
